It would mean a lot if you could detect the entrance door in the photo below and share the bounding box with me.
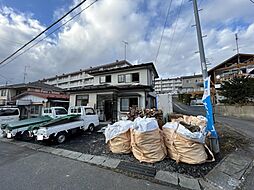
[104,100,113,121]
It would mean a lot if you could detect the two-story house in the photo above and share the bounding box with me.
[67,62,159,122]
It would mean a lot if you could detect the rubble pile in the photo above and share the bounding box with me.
[127,106,164,128]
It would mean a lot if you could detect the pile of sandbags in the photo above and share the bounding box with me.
[104,120,133,154]
[163,115,214,164]
[131,117,166,163]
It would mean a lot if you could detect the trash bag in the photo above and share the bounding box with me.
[163,122,213,164]
[104,120,133,154]
[131,117,166,163]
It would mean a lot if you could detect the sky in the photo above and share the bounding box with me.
[0,0,254,85]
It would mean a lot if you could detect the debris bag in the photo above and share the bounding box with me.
[104,120,133,154]
[163,121,207,144]
[131,117,166,163]
[163,122,212,164]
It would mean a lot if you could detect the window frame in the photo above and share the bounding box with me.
[120,97,139,112]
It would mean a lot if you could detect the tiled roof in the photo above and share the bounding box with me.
[13,91,69,100]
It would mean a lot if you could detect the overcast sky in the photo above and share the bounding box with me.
[0,0,254,85]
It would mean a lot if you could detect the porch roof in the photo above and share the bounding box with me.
[67,84,154,92]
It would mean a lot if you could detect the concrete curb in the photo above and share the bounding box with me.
[0,138,253,190]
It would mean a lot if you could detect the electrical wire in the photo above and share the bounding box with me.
[170,0,204,61]
[167,0,184,59]
[0,0,98,69]
[154,0,173,64]
[0,0,87,66]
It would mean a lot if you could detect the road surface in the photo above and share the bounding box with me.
[0,142,181,190]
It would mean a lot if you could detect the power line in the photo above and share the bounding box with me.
[167,0,184,59]
[170,0,204,61]
[0,0,98,69]
[0,0,87,66]
[154,0,173,64]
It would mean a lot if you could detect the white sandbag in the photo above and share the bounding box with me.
[133,117,159,132]
[104,120,133,143]
[163,122,207,144]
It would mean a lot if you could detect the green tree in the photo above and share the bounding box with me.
[219,77,254,104]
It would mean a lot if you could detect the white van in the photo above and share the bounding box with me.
[0,107,20,124]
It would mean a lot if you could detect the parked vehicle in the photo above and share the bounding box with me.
[0,107,20,124]
[36,106,99,144]
[1,107,67,139]
[42,107,68,118]
[0,107,20,138]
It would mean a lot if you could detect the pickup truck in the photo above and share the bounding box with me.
[1,107,67,139]
[36,106,99,144]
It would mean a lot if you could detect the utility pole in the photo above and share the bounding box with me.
[122,41,128,60]
[235,33,240,64]
[23,65,29,83]
[193,0,220,154]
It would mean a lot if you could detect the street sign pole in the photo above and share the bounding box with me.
[192,0,220,154]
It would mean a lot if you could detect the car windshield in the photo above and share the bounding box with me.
[55,108,67,115]
[0,109,19,116]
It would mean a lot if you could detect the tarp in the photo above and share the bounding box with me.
[4,116,53,130]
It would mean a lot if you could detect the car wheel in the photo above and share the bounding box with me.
[88,124,95,132]
[55,132,66,144]
[22,131,32,141]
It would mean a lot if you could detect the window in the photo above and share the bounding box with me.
[120,97,138,111]
[0,108,19,116]
[132,73,139,82]
[76,95,89,106]
[0,89,6,96]
[31,106,40,115]
[118,75,125,83]
[100,76,105,83]
[85,108,95,115]
[106,75,111,82]
[125,74,131,83]
[100,75,111,83]
[55,108,67,115]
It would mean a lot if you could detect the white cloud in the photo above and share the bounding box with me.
[0,0,254,85]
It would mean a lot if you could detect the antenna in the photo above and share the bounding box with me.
[235,33,240,64]
[122,41,128,60]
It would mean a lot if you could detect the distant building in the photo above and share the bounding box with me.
[181,74,203,94]
[154,77,182,94]
[154,75,203,95]
[0,81,68,118]
[208,53,254,86]
[208,53,254,103]
[41,60,131,90]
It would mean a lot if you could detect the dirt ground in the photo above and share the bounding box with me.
[52,122,251,178]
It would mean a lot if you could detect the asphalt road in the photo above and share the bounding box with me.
[0,142,181,190]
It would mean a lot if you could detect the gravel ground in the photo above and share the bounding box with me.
[50,122,250,178]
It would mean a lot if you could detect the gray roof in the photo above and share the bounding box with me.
[0,81,63,92]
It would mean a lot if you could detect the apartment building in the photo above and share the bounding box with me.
[155,75,203,94]
[41,60,131,90]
